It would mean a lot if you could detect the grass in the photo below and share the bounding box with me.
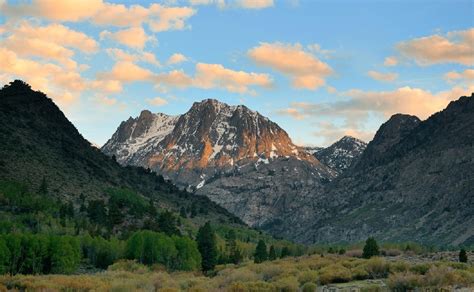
[0,254,472,291]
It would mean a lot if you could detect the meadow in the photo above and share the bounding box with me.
[0,251,472,291]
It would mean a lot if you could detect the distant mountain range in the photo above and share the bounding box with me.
[3,80,472,246]
[102,99,367,228]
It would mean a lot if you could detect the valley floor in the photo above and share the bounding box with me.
[0,253,472,291]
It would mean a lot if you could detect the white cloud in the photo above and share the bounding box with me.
[167,53,188,65]
[248,42,333,90]
[397,28,474,66]
[367,70,398,82]
[146,96,168,106]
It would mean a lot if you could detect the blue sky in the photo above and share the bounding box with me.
[0,0,473,146]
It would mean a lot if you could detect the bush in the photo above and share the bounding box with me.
[301,282,317,292]
[388,272,423,290]
[364,257,389,278]
[108,260,149,273]
[229,281,275,292]
[319,264,352,284]
[274,276,299,292]
[409,263,430,275]
[297,270,318,285]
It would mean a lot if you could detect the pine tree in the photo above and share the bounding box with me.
[459,249,468,263]
[362,237,380,259]
[158,210,180,236]
[196,221,217,272]
[226,230,242,264]
[180,206,187,218]
[280,246,291,258]
[38,177,48,194]
[268,245,277,261]
[254,240,268,263]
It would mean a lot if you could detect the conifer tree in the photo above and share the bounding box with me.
[280,246,291,258]
[196,221,217,271]
[362,237,380,259]
[268,245,277,261]
[459,248,468,263]
[158,210,180,236]
[254,240,268,263]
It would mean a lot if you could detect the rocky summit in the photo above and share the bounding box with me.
[313,136,367,175]
[102,99,335,227]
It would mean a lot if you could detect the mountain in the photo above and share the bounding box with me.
[103,99,335,227]
[313,136,367,175]
[286,93,474,246]
[0,80,243,235]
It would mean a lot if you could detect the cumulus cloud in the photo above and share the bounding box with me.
[384,56,398,66]
[189,0,273,9]
[106,48,161,67]
[146,96,168,106]
[167,53,188,65]
[0,22,98,69]
[277,85,473,144]
[100,27,150,49]
[193,63,273,93]
[96,61,271,94]
[0,0,104,21]
[397,28,474,66]
[99,61,154,82]
[1,1,196,32]
[248,42,333,90]
[367,70,398,82]
[0,47,85,106]
[444,69,474,83]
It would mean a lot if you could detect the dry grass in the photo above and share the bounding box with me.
[0,255,472,291]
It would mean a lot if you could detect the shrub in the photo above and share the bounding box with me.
[345,249,363,258]
[351,265,369,280]
[229,281,275,292]
[409,263,430,275]
[301,282,317,292]
[297,270,318,285]
[364,257,389,278]
[390,261,410,273]
[319,264,352,284]
[274,276,299,292]
[108,260,149,273]
[388,272,423,290]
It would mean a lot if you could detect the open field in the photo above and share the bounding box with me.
[0,252,472,291]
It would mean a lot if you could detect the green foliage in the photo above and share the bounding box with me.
[362,237,380,259]
[459,249,467,263]
[196,221,217,272]
[0,234,81,275]
[301,282,317,292]
[124,230,199,271]
[225,230,243,265]
[254,240,268,263]
[81,235,123,269]
[280,246,291,258]
[106,188,149,217]
[268,245,277,261]
[157,210,180,236]
[172,236,201,271]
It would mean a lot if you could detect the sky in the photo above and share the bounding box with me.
[0,0,473,147]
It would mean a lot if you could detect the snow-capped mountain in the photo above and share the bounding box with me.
[313,136,367,175]
[102,99,334,227]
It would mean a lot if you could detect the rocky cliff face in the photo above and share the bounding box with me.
[284,93,474,246]
[102,99,334,227]
[313,136,367,175]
